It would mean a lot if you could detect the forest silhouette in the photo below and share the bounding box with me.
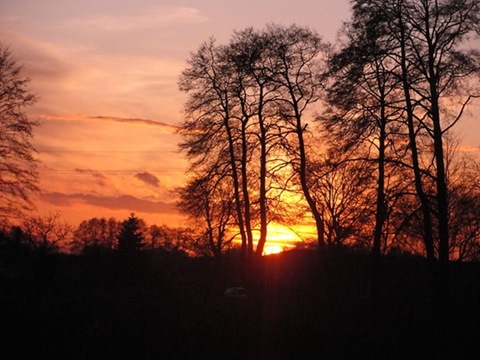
[1,239,479,359]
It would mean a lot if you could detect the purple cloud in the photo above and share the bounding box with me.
[134,172,160,187]
[75,168,107,179]
[74,168,108,186]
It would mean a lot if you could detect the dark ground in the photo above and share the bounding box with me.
[1,249,479,359]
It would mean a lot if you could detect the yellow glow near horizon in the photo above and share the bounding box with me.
[266,222,302,243]
[262,244,284,256]
[254,222,306,255]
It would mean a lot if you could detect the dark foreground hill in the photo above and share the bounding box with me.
[1,249,479,359]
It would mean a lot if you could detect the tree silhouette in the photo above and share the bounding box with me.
[179,38,253,257]
[323,4,408,259]
[117,213,145,254]
[177,171,236,259]
[0,43,39,220]
[260,25,328,252]
[71,217,118,254]
[308,154,376,248]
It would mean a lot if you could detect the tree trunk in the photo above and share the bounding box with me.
[398,15,435,261]
[296,111,325,250]
[256,88,268,257]
[372,119,386,259]
[225,115,248,259]
[240,120,255,257]
[426,27,450,267]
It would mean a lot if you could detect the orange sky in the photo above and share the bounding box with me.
[1,0,479,231]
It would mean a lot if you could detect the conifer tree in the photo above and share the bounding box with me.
[117,213,145,254]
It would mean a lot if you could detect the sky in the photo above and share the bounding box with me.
[1,0,479,231]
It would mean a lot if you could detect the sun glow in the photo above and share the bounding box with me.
[258,222,303,255]
[268,223,301,242]
[262,244,284,255]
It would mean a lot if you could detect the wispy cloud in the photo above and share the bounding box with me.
[0,29,74,83]
[62,6,209,32]
[41,192,176,214]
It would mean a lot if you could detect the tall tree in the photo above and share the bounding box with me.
[179,25,328,258]
[228,28,278,257]
[266,25,328,251]
[323,9,405,258]
[391,0,436,261]
[0,44,39,220]
[178,39,253,258]
[332,0,480,314]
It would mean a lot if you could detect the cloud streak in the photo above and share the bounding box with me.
[36,114,177,131]
[458,145,480,153]
[91,116,177,130]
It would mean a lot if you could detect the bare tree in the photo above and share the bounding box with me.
[322,7,410,259]
[146,224,195,254]
[228,27,284,257]
[395,0,480,267]
[308,154,376,248]
[265,25,329,251]
[177,171,236,259]
[22,213,72,253]
[0,44,39,220]
[178,39,254,258]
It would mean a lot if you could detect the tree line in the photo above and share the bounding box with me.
[0,212,201,257]
[176,0,480,265]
